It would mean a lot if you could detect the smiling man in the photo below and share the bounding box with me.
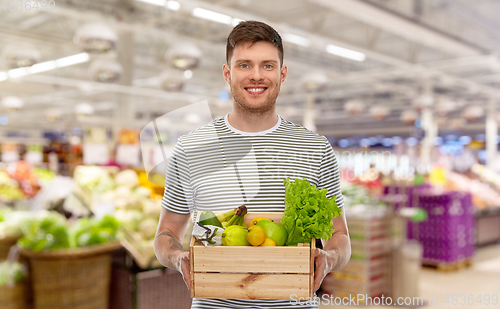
[154,20,351,309]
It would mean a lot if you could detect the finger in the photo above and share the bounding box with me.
[313,258,326,292]
[313,265,324,292]
[181,267,192,291]
[314,248,321,258]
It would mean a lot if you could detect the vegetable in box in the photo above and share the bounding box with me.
[281,177,342,246]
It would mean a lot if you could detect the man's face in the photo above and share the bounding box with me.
[223,41,287,113]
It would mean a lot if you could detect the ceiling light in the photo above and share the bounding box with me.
[166,1,180,11]
[370,105,390,120]
[75,103,94,116]
[184,70,193,79]
[326,44,366,62]
[0,53,90,81]
[192,8,232,24]
[166,42,202,70]
[344,99,365,116]
[136,0,166,6]
[231,18,244,26]
[301,71,328,92]
[29,61,57,74]
[7,67,29,78]
[46,109,63,122]
[74,23,117,53]
[2,96,24,111]
[282,33,311,47]
[56,53,90,67]
[89,59,123,83]
[463,105,484,122]
[159,69,184,91]
[135,0,179,10]
[2,42,41,68]
[400,109,419,125]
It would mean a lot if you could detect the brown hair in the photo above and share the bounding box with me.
[226,20,284,67]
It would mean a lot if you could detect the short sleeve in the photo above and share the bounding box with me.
[161,140,194,215]
[318,139,344,209]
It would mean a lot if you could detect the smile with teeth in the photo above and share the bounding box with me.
[245,87,267,93]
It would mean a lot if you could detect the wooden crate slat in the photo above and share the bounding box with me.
[193,273,310,300]
[192,245,310,273]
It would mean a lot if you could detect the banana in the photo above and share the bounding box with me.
[217,209,235,223]
[237,216,247,228]
[225,205,247,227]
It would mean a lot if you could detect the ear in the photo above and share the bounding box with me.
[222,64,231,85]
[280,64,288,84]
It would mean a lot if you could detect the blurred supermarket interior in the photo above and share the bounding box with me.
[1,0,500,308]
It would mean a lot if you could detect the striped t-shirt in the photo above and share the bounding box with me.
[162,114,344,309]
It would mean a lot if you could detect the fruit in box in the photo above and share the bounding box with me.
[261,238,276,246]
[198,210,223,228]
[246,225,266,246]
[249,216,271,226]
[221,225,250,246]
[256,219,287,246]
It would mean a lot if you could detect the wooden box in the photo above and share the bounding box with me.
[190,212,315,300]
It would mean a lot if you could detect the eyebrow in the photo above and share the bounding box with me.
[235,59,279,65]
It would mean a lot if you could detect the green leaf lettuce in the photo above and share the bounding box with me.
[281,177,342,246]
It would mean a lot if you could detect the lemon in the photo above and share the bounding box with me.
[261,238,276,246]
[249,217,271,226]
[246,225,266,246]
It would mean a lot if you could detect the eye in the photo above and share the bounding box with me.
[264,64,273,69]
[240,64,249,69]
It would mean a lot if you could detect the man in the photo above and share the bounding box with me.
[154,20,351,308]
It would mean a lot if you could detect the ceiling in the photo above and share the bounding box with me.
[2,0,500,143]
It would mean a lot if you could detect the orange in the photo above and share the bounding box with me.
[246,225,266,246]
[260,238,276,246]
[249,217,271,227]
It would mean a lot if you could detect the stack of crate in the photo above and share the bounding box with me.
[416,191,475,268]
[321,210,392,304]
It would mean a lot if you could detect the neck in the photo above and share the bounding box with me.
[227,107,278,133]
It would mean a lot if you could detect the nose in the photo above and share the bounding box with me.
[249,66,264,82]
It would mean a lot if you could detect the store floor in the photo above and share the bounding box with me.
[319,244,500,309]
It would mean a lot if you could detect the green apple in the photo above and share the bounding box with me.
[256,220,288,246]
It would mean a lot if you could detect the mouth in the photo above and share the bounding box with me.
[244,87,267,95]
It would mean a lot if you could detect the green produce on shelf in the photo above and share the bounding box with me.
[115,209,145,231]
[69,215,121,247]
[0,184,25,202]
[0,211,37,239]
[18,211,121,252]
[0,207,12,222]
[74,166,116,194]
[114,169,139,188]
[32,167,56,184]
[18,212,70,252]
[0,261,26,287]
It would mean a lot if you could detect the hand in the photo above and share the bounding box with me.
[174,251,191,292]
[313,248,334,292]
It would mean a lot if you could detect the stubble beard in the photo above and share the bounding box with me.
[231,82,281,116]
